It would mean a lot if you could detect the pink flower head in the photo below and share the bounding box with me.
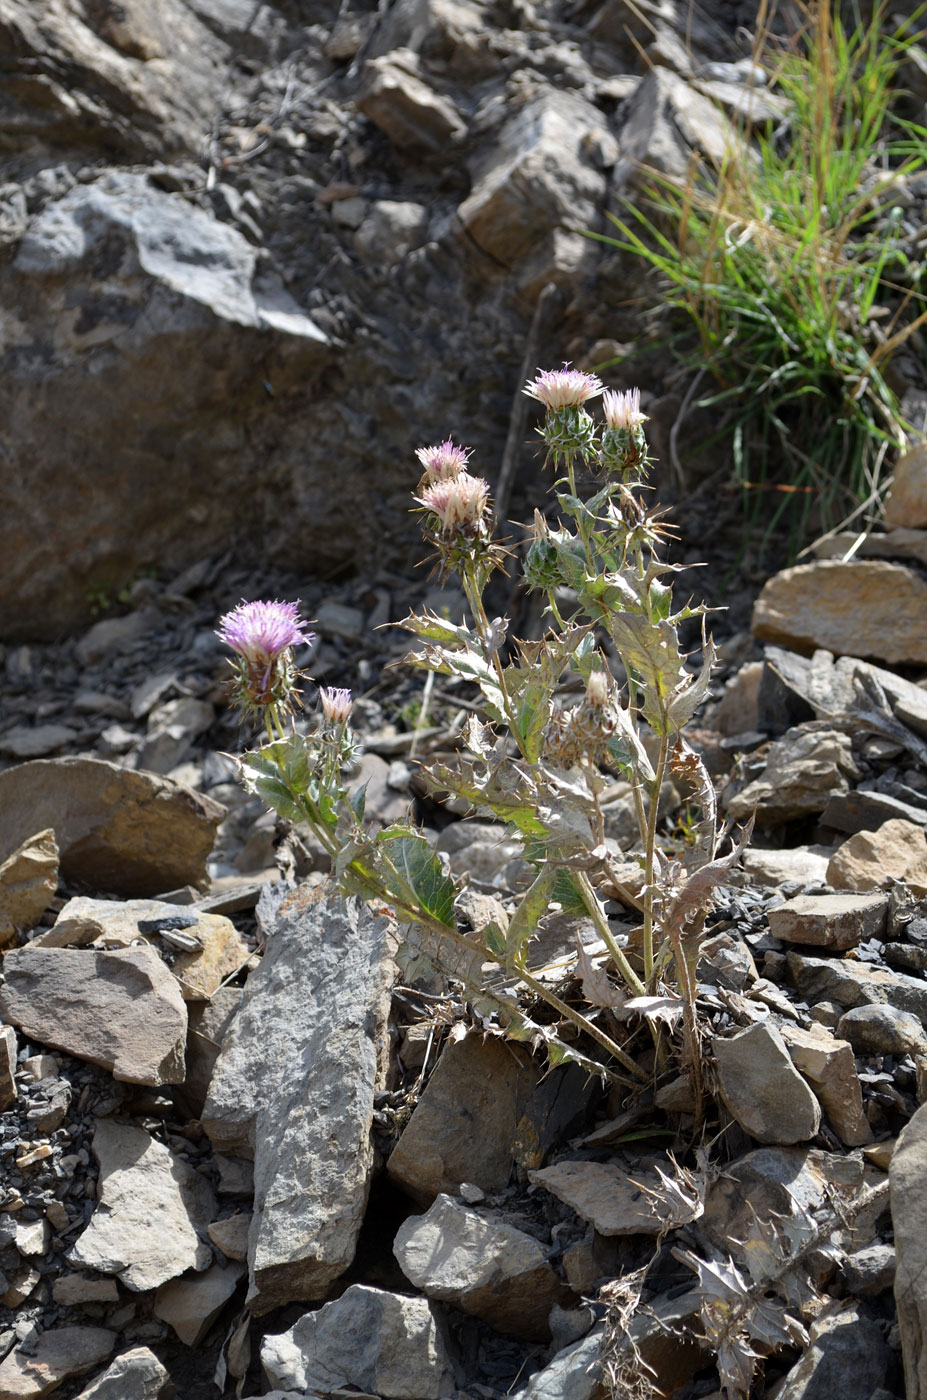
[320,686,353,725]
[416,471,490,533]
[523,365,604,410]
[216,599,312,663]
[415,439,471,484]
[602,387,647,432]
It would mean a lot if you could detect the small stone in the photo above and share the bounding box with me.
[1,1265,40,1308]
[14,1219,49,1256]
[528,1158,702,1236]
[0,829,59,945]
[207,1213,251,1262]
[0,725,79,759]
[713,1022,821,1144]
[75,609,159,667]
[0,944,187,1085]
[775,1302,891,1400]
[767,892,888,949]
[21,1055,59,1082]
[779,1024,872,1146]
[742,846,833,888]
[727,725,858,823]
[154,1262,244,1345]
[827,819,927,894]
[68,1119,216,1290]
[394,1194,562,1340]
[788,952,927,1023]
[840,1243,896,1296]
[261,1285,455,1399]
[0,1025,17,1110]
[53,1275,120,1305]
[885,442,927,529]
[72,1346,172,1400]
[0,1327,114,1399]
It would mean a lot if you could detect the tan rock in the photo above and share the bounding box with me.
[712,660,764,737]
[357,50,466,152]
[207,1213,251,1262]
[0,1024,17,1111]
[767,892,888,949]
[0,828,58,945]
[529,1158,702,1235]
[885,443,927,529]
[892,1104,927,1399]
[752,560,927,665]
[0,1327,114,1399]
[154,1262,244,1345]
[742,845,834,887]
[779,1023,872,1146]
[827,819,927,894]
[713,1021,821,1144]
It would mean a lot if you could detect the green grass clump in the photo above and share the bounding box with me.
[597,0,927,546]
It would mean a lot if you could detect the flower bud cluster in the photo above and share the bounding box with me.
[413,437,504,578]
[523,368,650,481]
[523,511,586,593]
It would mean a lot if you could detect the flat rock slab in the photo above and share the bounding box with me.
[388,1032,592,1204]
[779,1024,871,1147]
[0,1327,115,1399]
[42,895,249,999]
[741,845,833,888]
[154,1261,244,1345]
[261,1284,455,1399]
[713,1022,821,1144]
[827,819,927,895]
[752,560,927,665]
[69,1119,216,1290]
[0,827,58,945]
[202,890,397,1314]
[73,1347,172,1400]
[0,757,223,896]
[394,1193,562,1340]
[767,892,888,949]
[788,951,927,1023]
[891,1104,927,1400]
[0,943,187,1085]
[528,1158,701,1236]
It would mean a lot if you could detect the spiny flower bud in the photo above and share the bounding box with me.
[415,439,471,484]
[602,388,647,432]
[524,366,602,473]
[416,471,490,536]
[584,669,611,710]
[216,599,313,713]
[600,386,649,478]
[320,686,353,725]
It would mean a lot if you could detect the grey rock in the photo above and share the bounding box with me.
[0,1327,115,1399]
[529,1158,702,1236]
[394,1194,562,1340]
[69,1119,216,1290]
[727,725,859,823]
[697,930,758,989]
[766,892,888,950]
[0,943,187,1085]
[355,200,429,267]
[776,1302,890,1400]
[75,610,160,667]
[53,1276,120,1306]
[261,1284,455,1399]
[713,1022,822,1144]
[821,787,927,832]
[73,1347,172,1400]
[741,845,834,888]
[154,1262,244,1345]
[789,951,927,1023]
[616,66,733,178]
[840,1244,896,1296]
[837,1003,927,1058]
[0,724,79,758]
[202,892,397,1314]
[358,49,466,151]
[893,1104,927,1399]
[512,1329,605,1400]
[0,1025,17,1111]
[177,985,243,1119]
[0,757,224,897]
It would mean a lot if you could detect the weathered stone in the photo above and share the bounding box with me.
[821,788,927,833]
[354,200,429,267]
[358,50,466,151]
[840,1244,896,1296]
[837,1004,927,1059]
[387,1032,590,1203]
[72,1347,172,1400]
[52,1275,120,1306]
[885,443,927,529]
[616,65,733,177]
[779,1024,872,1147]
[753,560,927,665]
[741,845,834,888]
[892,1104,927,1400]
[776,1302,891,1400]
[512,1329,605,1400]
[713,1022,821,1144]
[0,724,79,759]
[261,1285,455,1399]
[0,1024,17,1111]
[0,1328,114,1400]
[44,895,249,999]
[726,725,858,823]
[767,892,888,950]
[207,1213,251,1262]
[0,828,59,945]
[0,757,223,896]
[789,950,927,1022]
[394,1195,562,1340]
[202,891,397,1314]
[154,1262,244,1345]
[710,660,764,737]
[827,819,927,895]
[528,1158,702,1236]
[0,944,187,1085]
[176,985,242,1119]
[69,1119,216,1289]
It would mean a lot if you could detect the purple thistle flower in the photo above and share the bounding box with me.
[523,364,604,410]
[320,686,353,725]
[415,472,490,534]
[216,599,314,711]
[415,439,471,483]
[602,387,647,432]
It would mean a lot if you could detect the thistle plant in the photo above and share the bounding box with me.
[217,371,747,1116]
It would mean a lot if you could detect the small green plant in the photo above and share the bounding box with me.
[597,0,927,544]
[217,374,747,1124]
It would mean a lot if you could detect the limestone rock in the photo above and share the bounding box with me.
[261,1284,455,1399]
[528,1158,702,1236]
[885,442,927,529]
[837,1004,927,1059]
[0,757,223,896]
[394,1194,562,1340]
[387,1032,590,1203]
[712,1022,821,1144]
[0,828,58,944]
[752,560,927,665]
[0,1024,17,1111]
[44,895,249,999]
[207,1213,251,1262]
[788,950,927,1022]
[154,1262,244,1345]
[72,1347,172,1400]
[892,1107,927,1398]
[776,1302,891,1400]
[511,1329,605,1400]
[779,1024,872,1147]
[827,819,927,895]
[742,845,834,888]
[358,50,466,151]
[69,1119,216,1289]
[726,725,858,823]
[0,944,187,1085]
[766,892,888,949]
[202,891,397,1314]
[0,1327,114,1400]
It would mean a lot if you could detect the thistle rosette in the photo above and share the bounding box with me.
[524,366,603,473]
[216,599,313,717]
[600,388,649,479]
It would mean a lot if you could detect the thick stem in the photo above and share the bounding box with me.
[517,967,647,1084]
[461,561,528,759]
[576,871,646,997]
[643,728,670,987]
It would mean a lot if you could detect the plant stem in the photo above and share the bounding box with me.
[517,966,648,1083]
[575,871,646,997]
[643,728,670,987]
[461,561,527,758]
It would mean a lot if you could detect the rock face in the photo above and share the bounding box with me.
[69,1119,216,1290]
[0,1327,115,1399]
[752,560,927,665]
[0,758,223,895]
[0,943,187,1084]
[891,1105,927,1400]
[261,1285,455,1399]
[202,890,397,1314]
